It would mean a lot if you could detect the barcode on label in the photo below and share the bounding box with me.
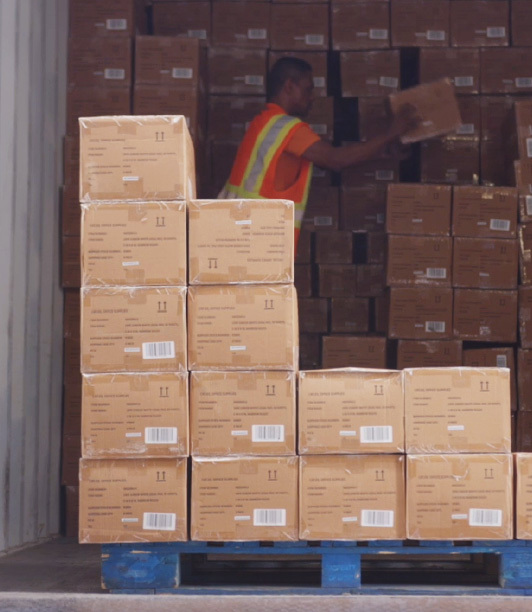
[253,509,286,526]
[188,29,207,39]
[376,170,394,181]
[369,29,388,40]
[145,427,178,444]
[516,78,532,88]
[490,219,511,231]
[455,76,474,87]
[106,19,127,30]
[252,425,285,442]
[314,216,333,226]
[487,27,506,38]
[360,426,393,444]
[361,510,394,527]
[457,123,475,135]
[104,69,125,80]
[469,508,502,527]
[379,76,399,88]
[305,34,324,45]
[172,68,193,79]
[425,321,445,333]
[245,75,264,86]
[527,138,532,158]
[142,341,175,360]
[310,123,328,135]
[526,196,532,215]
[426,267,447,279]
[426,30,445,41]
[313,76,326,88]
[143,513,176,531]
[496,355,508,367]
[248,28,267,40]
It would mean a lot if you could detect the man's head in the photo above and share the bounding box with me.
[267,57,314,118]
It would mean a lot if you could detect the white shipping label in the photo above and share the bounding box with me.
[369,29,388,40]
[230,345,247,352]
[340,430,357,437]
[253,509,286,526]
[379,76,399,88]
[527,138,532,158]
[425,321,446,333]
[313,76,326,88]
[457,124,475,135]
[142,341,176,360]
[361,510,394,527]
[106,19,127,31]
[426,268,447,279]
[314,216,333,227]
[245,75,264,86]
[447,425,465,431]
[104,68,126,80]
[231,430,248,437]
[487,27,506,38]
[172,68,193,79]
[124,347,141,353]
[248,28,267,40]
[527,196,532,215]
[469,508,503,527]
[516,78,532,88]
[342,516,358,523]
[123,176,139,182]
[489,219,511,231]
[310,123,328,135]
[122,261,140,267]
[121,517,139,523]
[454,76,474,88]
[235,515,251,521]
[452,514,468,520]
[145,427,178,444]
[235,219,252,225]
[251,425,285,442]
[426,30,445,41]
[143,513,176,531]
[188,29,207,40]
[376,170,394,181]
[360,426,393,444]
[305,34,325,46]
[496,354,508,367]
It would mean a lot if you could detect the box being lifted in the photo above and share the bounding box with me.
[79,115,196,202]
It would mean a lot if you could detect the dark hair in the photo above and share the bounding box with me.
[267,57,313,100]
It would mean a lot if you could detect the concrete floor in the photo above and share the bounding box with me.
[1,538,532,611]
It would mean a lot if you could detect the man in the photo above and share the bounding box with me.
[221,57,419,252]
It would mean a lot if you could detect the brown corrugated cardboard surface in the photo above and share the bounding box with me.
[515,100,532,161]
[63,377,82,436]
[397,340,463,369]
[191,456,299,541]
[152,1,211,40]
[134,36,203,86]
[404,367,512,453]
[295,264,313,297]
[420,139,480,185]
[65,485,79,538]
[68,0,135,38]
[518,349,532,411]
[480,48,532,94]
[81,286,187,373]
[331,298,370,333]
[315,231,353,264]
[61,434,81,486]
[519,223,532,285]
[79,458,187,543]
[519,286,532,348]
[303,186,340,232]
[62,185,80,237]
[66,86,131,137]
[331,2,390,51]
[453,288,517,342]
[452,186,518,238]
[480,95,518,142]
[298,368,404,454]
[306,96,334,142]
[298,298,329,333]
[63,289,80,339]
[208,47,267,95]
[386,235,452,287]
[300,333,321,369]
[450,0,509,48]
[367,232,386,264]
[511,0,532,47]
[388,287,453,340]
[318,264,357,297]
[453,96,481,140]
[406,453,513,540]
[81,373,189,458]
[188,199,294,284]
[268,51,328,97]
[357,97,390,141]
[340,50,400,97]
[63,336,81,386]
[386,183,452,236]
[269,4,329,51]
[321,335,387,369]
[481,140,510,187]
[62,236,81,289]
[391,0,450,48]
[453,237,518,289]
[190,371,296,456]
[67,37,132,88]
[357,264,386,297]
[208,96,266,141]
[300,455,406,540]
[419,48,480,94]
[342,159,400,188]
[187,284,298,370]
[79,115,196,202]
[517,412,532,450]
[212,1,270,48]
[515,453,532,538]
[340,186,386,232]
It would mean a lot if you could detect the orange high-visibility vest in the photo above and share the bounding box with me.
[222,105,314,252]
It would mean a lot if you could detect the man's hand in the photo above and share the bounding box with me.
[387,103,421,140]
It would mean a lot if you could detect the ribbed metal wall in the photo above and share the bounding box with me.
[0,0,67,553]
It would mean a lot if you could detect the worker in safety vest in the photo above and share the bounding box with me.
[220,57,420,253]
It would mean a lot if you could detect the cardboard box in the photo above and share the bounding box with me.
[386,183,452,236]
[63,336,81,386]
[420,139,480,185]
[331,2,390,51]
[389,79,462,145]
[300,333,321,369]
[517,412,532,450]
[419,48,480,94]
[80,201,187,287]
[318,264,357,298]
[68,0,135,38]
[406,453,513,540]
[511,0,532,47]
[269,4,329,51]
[62,236,80,289]
[397,340,463,369]
[366,232,386,264]
[79,458,187,543]
[187,284,298,370]
[453,289,517,342]
[519,286,532,348]
[300,455,406,540]
[268,51,328,97]
[388,287,453,340]
[65,485,79,538]
[208,47,267,95]
[453,96,481,140]
[386,235,452,287]
[209,140,239,195]
[81,286,187,373]
[480,95,518,142]
[374,294,390,334]
[152,1,211,41]
[306,97,334,142]
[81,373,188,458]
[452,186,518,238]
[190,371,296,456]
[302,186,340,232]
[298,298,329,333]
[63,136,79,187]
[62,185,80,238]
[390,0,450,48]
[66,86,131,138]
[321,335,387,369]
[342,159,400,188]
[315,231,353,264]
[340,51,400,98]
[340,186,387,232]
[208,96,265,141]
[516,159,532,197]
[295,264,313,297]
[357,97,390,142]
[212,1,270,48]
[515,453,532,538]
[67,37,132,88]
[331,298,370,334]
[518,349,532,410]
[463,347,517,412]
[481,139,512,187]
[515,100,532,161]
[453,237,518,289]
[79,115,195,202]
[404,367,512,454]
[298,368,404,454]
[191,456,299,541]
[480,48,532,94]
[357,265,386,297]
[450,0,509,48]
[63,289,80,340]
[188,199,294,284]
[61,434,81,486]
[519,224,532,285]
[63,377,82,436]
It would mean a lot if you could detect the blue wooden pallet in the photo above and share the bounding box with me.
[102,540,532,595]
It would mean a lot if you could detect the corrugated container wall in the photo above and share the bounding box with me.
[0,0,67,553]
